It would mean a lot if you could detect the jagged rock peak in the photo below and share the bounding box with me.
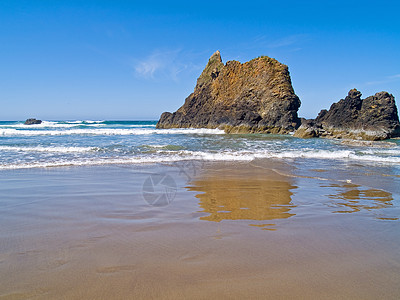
[210,50,222,62]
[196,50,224,89]
[348,88,362,99]
[157,51,301,133]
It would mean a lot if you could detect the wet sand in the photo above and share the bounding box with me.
[0,161,400,299]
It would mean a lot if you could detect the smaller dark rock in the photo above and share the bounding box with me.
[24,118,42,125]
[294,89,400,140]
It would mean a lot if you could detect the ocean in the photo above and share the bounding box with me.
[1,120,400,170]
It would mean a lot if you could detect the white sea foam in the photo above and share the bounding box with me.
[118,125,156,127]
[0,121,106,129]
[0,146,96,153]
[0,156,198,170]
[0,120,158,129]
[160,149,352,161]
[173,150,254,161]
[1,148,400,170]
[0,128,225,136]
[348,154,400,163]
[359,148,400,155]
[0,152,256,170]
[66,121,86,124]
[255,149,400,163]
[255,150,354,160]
[172,149,400,164]
[83,120,105,124]
[146,144,172,148]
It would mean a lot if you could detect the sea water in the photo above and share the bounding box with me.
[0,120,399,170]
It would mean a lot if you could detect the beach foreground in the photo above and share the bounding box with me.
[0,160,400,299]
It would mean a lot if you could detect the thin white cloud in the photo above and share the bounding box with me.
[135,54,164,79]
[134,49,198,81]
[222,34,309,54]
[267,35,306,48]
[365,74,400,86]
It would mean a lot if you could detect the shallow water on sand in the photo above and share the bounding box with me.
[0,161,399,299]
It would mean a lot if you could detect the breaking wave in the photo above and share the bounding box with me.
[0,128,224,136]
[1,148,399,170]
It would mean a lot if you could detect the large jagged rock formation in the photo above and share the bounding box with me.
[294,89,400,140]
[157,51,301,133]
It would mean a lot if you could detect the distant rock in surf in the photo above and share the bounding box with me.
[294,89,400,140]
[157,51,301,134]
[24,118,42,125]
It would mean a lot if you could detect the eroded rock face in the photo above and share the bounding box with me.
[157,51,301,133]
[294,89,400,140]
[24,118,42,125]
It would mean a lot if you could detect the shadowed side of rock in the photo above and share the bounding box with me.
[294,89,400,140]
[157,51,301,134]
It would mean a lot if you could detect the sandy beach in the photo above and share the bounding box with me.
[2,0,400,298]
[1,160,399,299]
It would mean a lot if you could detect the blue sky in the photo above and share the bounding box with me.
[1,0,399,120]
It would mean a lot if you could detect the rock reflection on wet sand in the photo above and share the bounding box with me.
[187,166,297,225]
[325,183,398,219]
